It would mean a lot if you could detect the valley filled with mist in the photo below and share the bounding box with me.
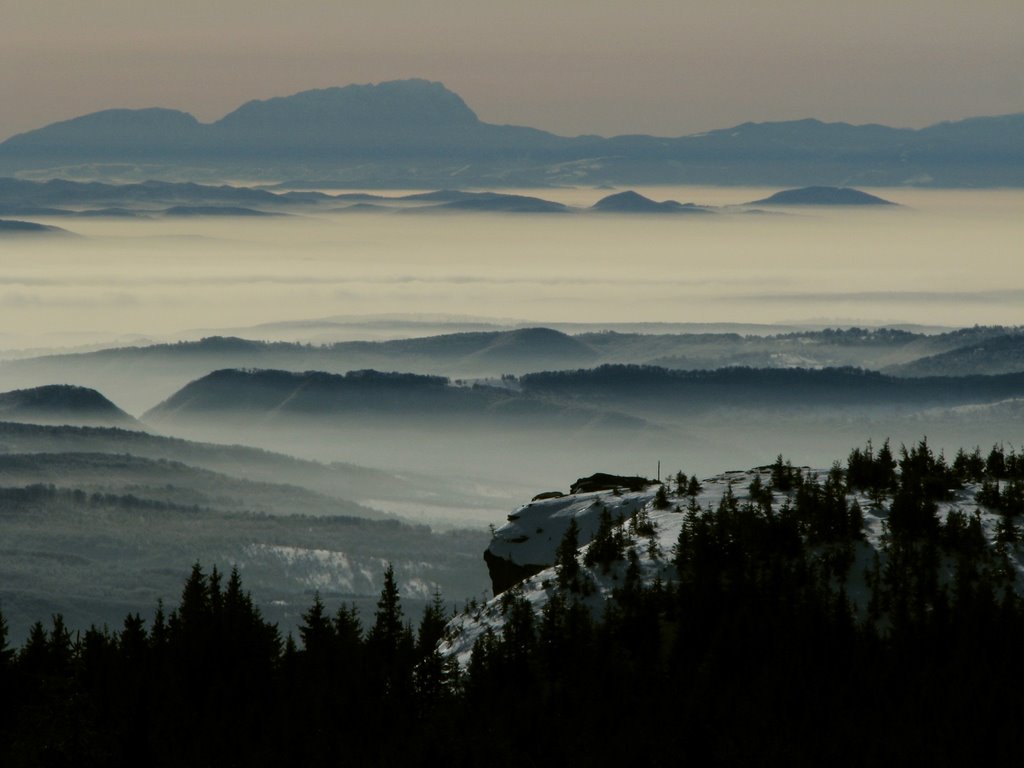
[0,180,1021,645]
[4,0,1024,754]
[0,185,1021,351]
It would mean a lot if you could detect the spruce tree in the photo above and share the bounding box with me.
[299,592,334,656]
[414,590,450,701]
[367,563,415,708]
[367,563,412,662]
[988,444,1007,478]
[584,507,625,571]
[555,518,581,591]
[0,609,12,668]
[334,603,364,656]
[687,475,702,497]
[416,589,448,657]
[654,484,670,509]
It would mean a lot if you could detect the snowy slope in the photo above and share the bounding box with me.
[488,486,658,568]
[441,467,1019,667]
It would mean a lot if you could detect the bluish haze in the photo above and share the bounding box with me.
[2,0,1022,140]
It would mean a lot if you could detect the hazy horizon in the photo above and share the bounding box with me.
[3,1,1023,142]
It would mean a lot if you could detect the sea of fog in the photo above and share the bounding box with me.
[0,186,1020,350]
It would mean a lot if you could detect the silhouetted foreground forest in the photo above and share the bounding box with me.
[3,442,1024,766]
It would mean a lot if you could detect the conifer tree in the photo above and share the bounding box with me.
[334,603,363,655]
[208,565,223,615]
[299,592,334,655]
[654,484,670,509]
[584,507,625,571]
[46,614,73,673]
[555,518,581,591]
[877,438,898,490]
[995,515,1018,545]
[687,475,702,497]
[988,444,1007,478]
[0,609,12,668]
[367,563,409,658]
[414,590,450,701]
[150,599,168,651]
[19,621,49,674]
[119,613,148,665]
[416,589,448,657]
[176,562,210,634]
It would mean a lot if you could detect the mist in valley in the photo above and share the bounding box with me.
[1,184,1022,643]
[0,187,1021,353]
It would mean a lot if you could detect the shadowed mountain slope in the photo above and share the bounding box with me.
[0,218,70,235]
[0,420,494,512]
[0,385,141,428]
[0,329,602,412]
[0,451,386,520]
[885,333,1024,377]
[520,365,1024,412]
[142,368,646,432]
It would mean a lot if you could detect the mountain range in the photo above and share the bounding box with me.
[3,326,1019,415]
[1,79,1021,186]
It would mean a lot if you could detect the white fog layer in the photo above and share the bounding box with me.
[0,187,1019,351]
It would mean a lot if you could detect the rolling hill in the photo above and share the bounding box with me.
[0,385,141,428]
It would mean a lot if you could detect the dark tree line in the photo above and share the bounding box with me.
[2,441,1024,766]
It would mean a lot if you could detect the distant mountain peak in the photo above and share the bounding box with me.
[216,79,480,132]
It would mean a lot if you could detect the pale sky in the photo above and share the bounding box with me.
[1,0,1022,141]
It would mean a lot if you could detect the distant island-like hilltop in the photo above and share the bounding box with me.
[0,177,902,221]
[749,186,897,206]
[0,218,70,235]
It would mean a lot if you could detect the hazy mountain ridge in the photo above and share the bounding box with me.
[1,79,1020,186]
[0,451,387,520]
[520,364,1024,412]
[0,176,322,217]
[884,333,1024,377]
[0,330,602,412]
[141,367,649,432]
[4,325,1023,416]
[0,218,70,234]
[0,384,140,429]
[0,420,493,511]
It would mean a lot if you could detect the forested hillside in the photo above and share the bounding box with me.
[3,440,1024,764]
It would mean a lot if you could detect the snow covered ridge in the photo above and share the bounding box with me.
[484,476,657,595]
[441,460,1024,667]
